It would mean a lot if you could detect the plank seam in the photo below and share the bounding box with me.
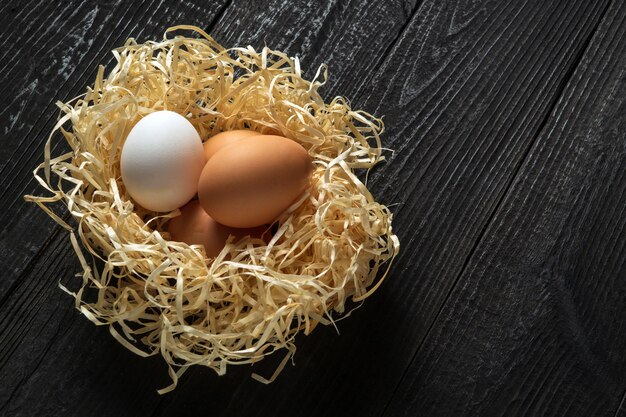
[348,0,423,101]
[376,0,424,77]
[615,373,626,417]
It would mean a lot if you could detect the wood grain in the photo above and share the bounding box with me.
[0,0,623,416]
[382,1,626,415]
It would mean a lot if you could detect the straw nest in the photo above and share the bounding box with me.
[25,25,399,393]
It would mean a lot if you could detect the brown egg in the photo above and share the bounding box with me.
[168,200,267,258]
[203,130,261,161]
[198,135,313,228]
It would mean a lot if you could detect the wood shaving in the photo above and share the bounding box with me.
[24,25,399,393]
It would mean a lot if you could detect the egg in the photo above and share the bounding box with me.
[203,129,261,160]
[120,111,205,212]
[168,200,267,257]
[198,135,313,228]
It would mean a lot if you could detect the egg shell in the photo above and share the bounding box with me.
[168,200,267,258]
[203,130,261,161]
[198,135,313,228]
[120,111,205,212]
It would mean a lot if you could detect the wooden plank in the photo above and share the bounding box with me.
[382,1,626,416]
[0,0,417,416]
[152,1,614,416]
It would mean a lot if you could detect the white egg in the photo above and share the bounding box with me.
[120,111,205,212]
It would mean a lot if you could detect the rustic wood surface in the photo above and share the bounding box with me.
[0,1,624,416]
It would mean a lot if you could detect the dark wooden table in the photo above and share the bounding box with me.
[1,1,625,416]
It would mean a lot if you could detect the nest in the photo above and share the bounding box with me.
[25,25,399,393]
